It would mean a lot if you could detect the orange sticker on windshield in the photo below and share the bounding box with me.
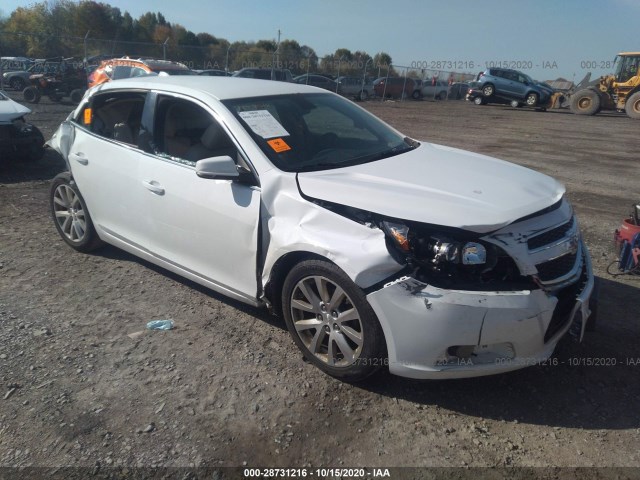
[83,108,92,125]
[267,138,291,153]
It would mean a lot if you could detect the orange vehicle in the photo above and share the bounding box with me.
[87,57,194,88]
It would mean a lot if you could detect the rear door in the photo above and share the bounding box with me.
[67,90,147,245]
[137,93,261,300]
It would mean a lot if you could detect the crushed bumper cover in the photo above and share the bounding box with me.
[366,244,594,379]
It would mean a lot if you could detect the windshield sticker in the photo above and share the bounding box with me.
[238,110,289,139]
[267,138,291,153]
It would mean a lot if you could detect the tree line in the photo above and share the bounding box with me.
[0,1,394,76]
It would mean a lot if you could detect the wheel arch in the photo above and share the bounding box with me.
[263,250,337,317]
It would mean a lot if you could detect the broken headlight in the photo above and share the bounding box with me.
[381,220,530,289]
[382,220,486,266]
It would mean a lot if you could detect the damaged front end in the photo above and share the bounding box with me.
[362,197,594,379]
[0,91,45,161]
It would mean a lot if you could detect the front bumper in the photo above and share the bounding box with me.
[366,243,594,379]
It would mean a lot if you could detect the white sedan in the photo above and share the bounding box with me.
[48,76,595,381]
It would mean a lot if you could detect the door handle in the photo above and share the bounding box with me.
[142,180,165,196]
[69,152,88,165]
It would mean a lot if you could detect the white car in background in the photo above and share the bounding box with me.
[48,76,595,381]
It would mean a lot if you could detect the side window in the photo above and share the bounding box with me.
[153,96,237,166]
[112,65,132,80]
[130,67,148,78]
[76,91,146,146]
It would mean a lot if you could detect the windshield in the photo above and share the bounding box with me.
[223,93,416,172]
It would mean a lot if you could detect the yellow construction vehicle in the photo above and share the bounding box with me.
[570,52,640,119]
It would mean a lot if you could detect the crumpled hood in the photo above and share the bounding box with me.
[297,142,564,233]
[0,95,31,123]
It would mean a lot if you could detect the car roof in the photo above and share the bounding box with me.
[88,75,325,100]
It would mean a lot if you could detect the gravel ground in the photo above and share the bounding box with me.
[1,90,639,477]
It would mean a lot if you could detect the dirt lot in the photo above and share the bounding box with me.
[1,91,639,476]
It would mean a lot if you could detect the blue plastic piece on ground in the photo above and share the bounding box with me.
[146,320,175,330]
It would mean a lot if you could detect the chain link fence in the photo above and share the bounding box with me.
[1,31,477,100]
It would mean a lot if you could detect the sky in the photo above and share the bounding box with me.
[1,0,637,80]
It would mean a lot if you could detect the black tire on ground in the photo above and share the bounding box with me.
[358,90,369,101]
[482,84,494,97]
[570,89,601,116]
[281,259,386,382]
[510,100,520,108]
[9,77,26,91]
[412,90,422,100]
[22,86,41,104]
[473,96,485,105]
[585,277,600,332]
[624,91,640,119]
[70,89,84,104]
[50,172,104,253]
[525,92,539,107]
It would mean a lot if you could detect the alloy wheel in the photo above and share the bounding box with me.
[52,184,87,243]
[290,275,364,367]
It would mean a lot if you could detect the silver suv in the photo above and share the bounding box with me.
[477,68,554,107]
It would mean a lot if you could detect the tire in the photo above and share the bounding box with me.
[570,89,601,116]
[22,86,41,104]
[624,91,640,119]
[50,173,104,253]
[473,96,485,105]
[412,90,422,100]
[437,91,447,100]
[281,259,386,382]
[358,90,369,101]
[70,89,84,104]
[525,92,539,107]
[585,278,599,332]
[510,100,520,108]
[482,84,494,97]
[9,77,26,91]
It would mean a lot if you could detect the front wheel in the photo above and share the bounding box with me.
[473,96,485,105]
[570,89,601,115]
[10,77,26,91]
[358,90,369,101]
[50,173,104,252]
[625,91,640,119]
[282,260,386,382]
[482,84,494,97]
[525,92,539,107]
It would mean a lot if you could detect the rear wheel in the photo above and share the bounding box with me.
[358,90,369,101]
[570,89,601,115]
[23,86,41,104]
[50,173,104,252]
[282,260,386,382]
[624,91,640,119]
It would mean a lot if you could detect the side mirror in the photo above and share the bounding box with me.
[195,156,239,180]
